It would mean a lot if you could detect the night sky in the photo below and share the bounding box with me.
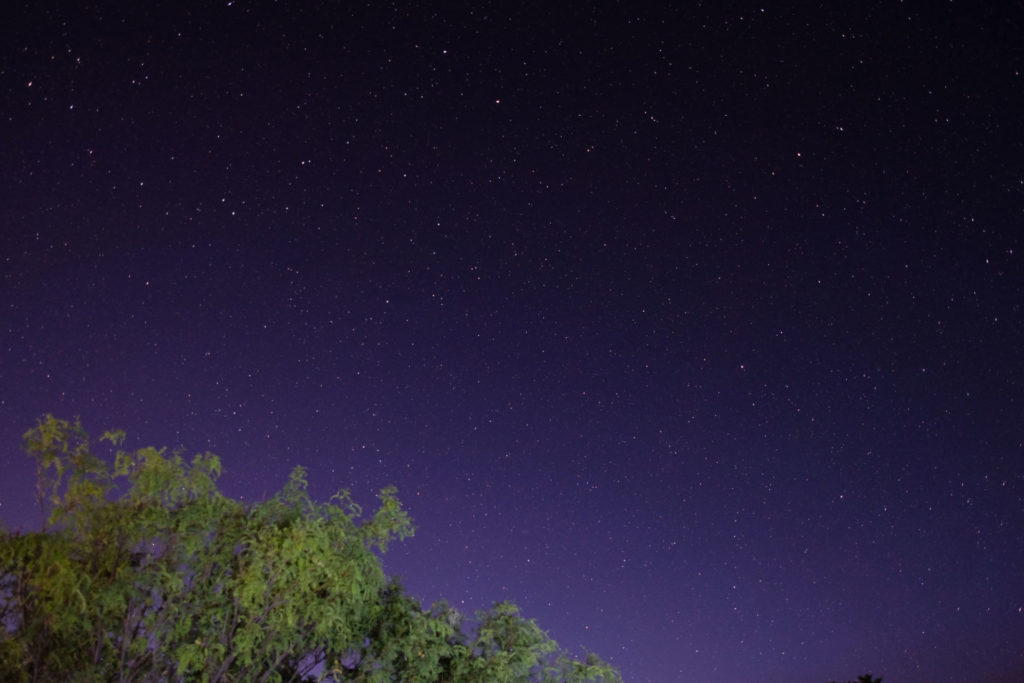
[2,2,1022,681]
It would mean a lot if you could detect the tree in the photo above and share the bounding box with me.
[829,675,882,683]
[1,415,621,683]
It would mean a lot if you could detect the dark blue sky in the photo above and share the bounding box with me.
[2,2,1022,681]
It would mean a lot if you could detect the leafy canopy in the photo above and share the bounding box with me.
[0,415,621,683]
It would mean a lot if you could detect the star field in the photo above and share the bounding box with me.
[1,3,1022,681]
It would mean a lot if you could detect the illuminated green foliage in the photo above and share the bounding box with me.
[1,415,620,682]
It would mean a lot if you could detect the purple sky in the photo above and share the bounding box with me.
[2,3,1022,681]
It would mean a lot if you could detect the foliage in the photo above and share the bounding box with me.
[829,675,882,683]
[1,415,621,683]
